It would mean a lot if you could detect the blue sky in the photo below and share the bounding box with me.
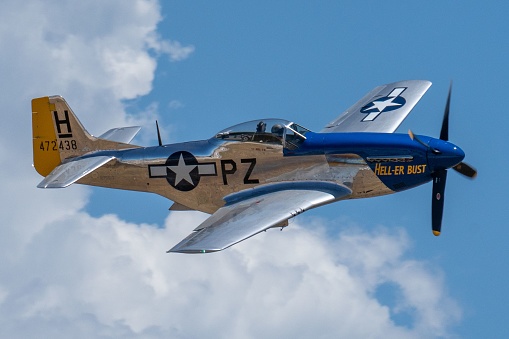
[96,2,506,337]
[0,1,506,338]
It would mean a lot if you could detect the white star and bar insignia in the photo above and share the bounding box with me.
[360,87,407,122]
[148,151,217,191]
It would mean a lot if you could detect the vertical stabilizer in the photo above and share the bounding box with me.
[32,96,138,177]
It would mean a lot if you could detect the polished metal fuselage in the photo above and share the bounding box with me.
[77,134,412,214]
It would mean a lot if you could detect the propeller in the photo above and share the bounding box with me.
[409,83,477,236]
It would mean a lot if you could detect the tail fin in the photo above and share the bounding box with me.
[32,96,139,177]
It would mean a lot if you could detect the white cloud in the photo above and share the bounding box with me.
[159,40,196,62]
[0,0,193,134]
[0,210,460,338]
[0,1,460,338]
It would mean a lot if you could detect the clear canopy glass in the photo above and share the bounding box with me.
[214,119,310,147]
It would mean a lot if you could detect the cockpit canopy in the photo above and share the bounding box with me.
[214,119,311,149]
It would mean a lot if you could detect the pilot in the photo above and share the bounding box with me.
[256,121,266,133]
[271,124,284,137]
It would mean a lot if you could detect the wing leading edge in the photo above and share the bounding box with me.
[169,181,352,253]
[322,80,431,133]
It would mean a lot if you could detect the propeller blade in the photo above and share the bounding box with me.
[156,120,163,146]
[408,129,416,140]
[409,130,441,154]
[432,169,447,236]
[440,82,452,141]
[408,130,428,148]
[453,162,477,179]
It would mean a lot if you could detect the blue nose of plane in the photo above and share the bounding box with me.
[427,139,465,171]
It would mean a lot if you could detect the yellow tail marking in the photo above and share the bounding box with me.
[32,97,60,176]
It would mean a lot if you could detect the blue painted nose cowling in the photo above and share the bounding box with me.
[427,139,465,171]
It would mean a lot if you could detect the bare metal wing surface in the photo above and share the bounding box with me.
[322,80,432,133]
[169,181,352,253]
[37,156,115,188]
[98,126,141,144]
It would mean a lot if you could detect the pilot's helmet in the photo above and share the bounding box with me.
[256,121,266,133]
[271,124,284,136]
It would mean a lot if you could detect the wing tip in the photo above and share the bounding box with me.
[167,248,221,254]
[37,181,70,189]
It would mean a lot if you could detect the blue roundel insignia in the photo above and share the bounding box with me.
[360,87,407,122]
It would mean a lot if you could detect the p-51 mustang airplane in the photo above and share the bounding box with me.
[32,80,476,253]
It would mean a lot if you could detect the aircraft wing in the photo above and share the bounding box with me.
[37,155,114,188]
[169,181,352,253]
[98,126,141,144]
[321,80,432,133]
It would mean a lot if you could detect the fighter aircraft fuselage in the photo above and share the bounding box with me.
[77,131,463,214]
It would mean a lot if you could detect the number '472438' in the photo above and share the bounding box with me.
[39,140,77,151]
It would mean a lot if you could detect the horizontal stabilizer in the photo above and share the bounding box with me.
[37,155,114,188]
[98,126,141,144]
